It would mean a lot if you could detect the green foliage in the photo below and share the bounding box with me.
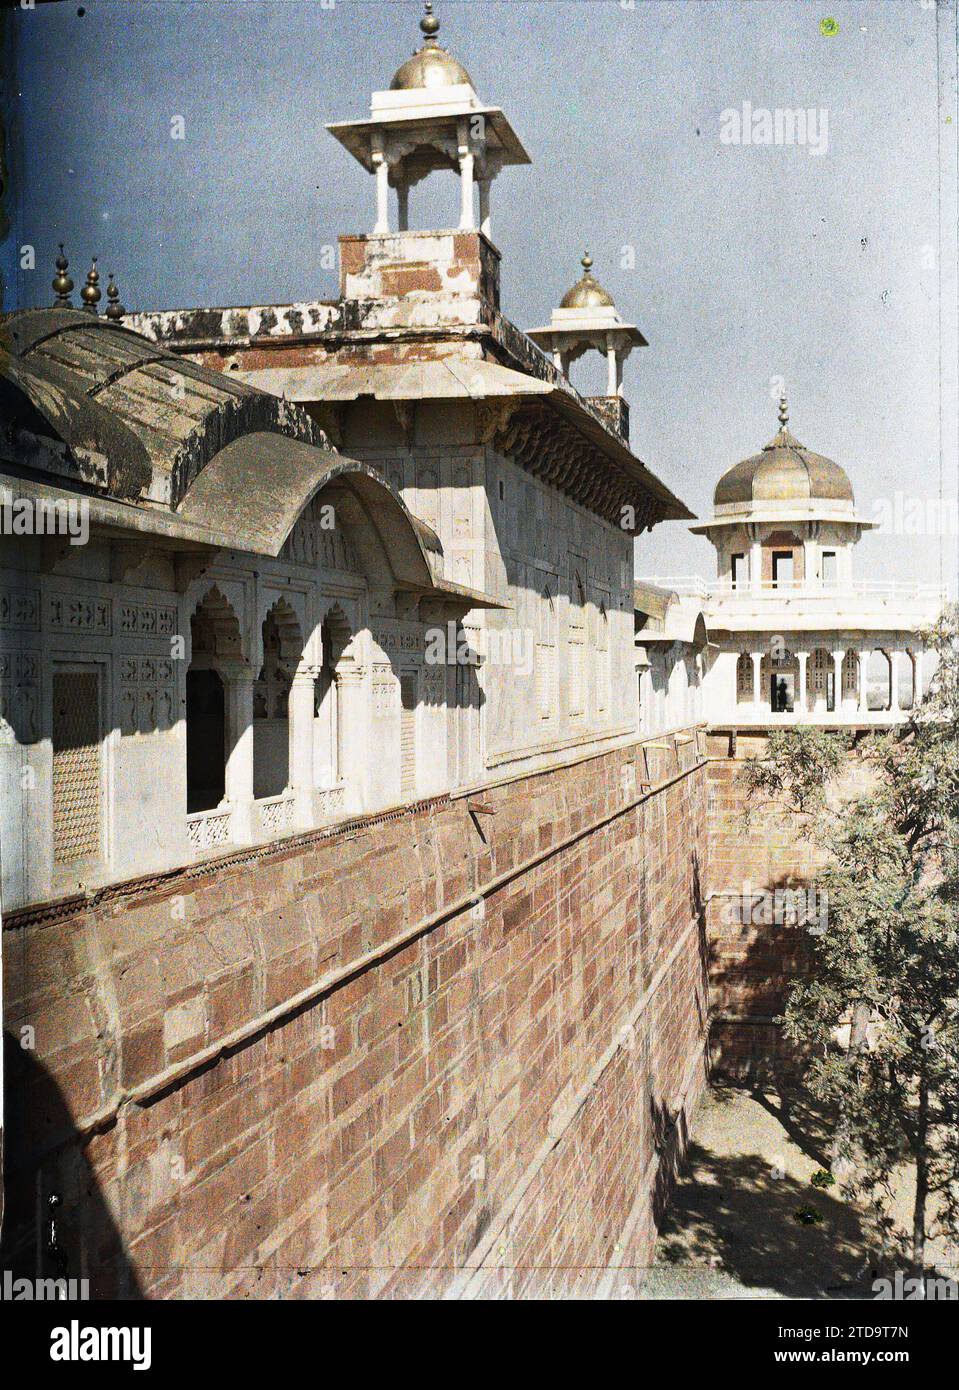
[742,606,959,1268]
[793,1206,823,1226]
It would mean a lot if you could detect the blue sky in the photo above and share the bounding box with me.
[4,0,957,583]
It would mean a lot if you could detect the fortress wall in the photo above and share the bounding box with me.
[705,732,863,1083]
[2,733,709,1299]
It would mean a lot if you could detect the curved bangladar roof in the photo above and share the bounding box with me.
[714,424,854,509]
[0,307,336,505]
[633,581,708,650]
[0,308,487,602]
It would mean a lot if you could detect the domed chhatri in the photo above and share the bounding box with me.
[326,0,529,238]
[526,252,647,412]
[713,395,854,510]
[559,252,617,311]
[390,3,473,91]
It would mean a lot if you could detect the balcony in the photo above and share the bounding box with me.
[640,575,952,603]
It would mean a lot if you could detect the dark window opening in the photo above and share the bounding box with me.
[771,551,794,588]
[771,673,795,712]
[186,669,225,812]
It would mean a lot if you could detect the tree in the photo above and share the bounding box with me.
[740,608,959,1270]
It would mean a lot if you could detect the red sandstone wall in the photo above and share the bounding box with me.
[1,737,708,1299]
[705,736,828,1083]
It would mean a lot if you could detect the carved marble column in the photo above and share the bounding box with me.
[890,650,902,714]
[222,665,256,842]
[478,178,491,240]
[335,662,365,814]
[396,181,410,232]
[372,132,390,234]
[289,667,318,828]
[457,119,475,230]
[858,648,870,716]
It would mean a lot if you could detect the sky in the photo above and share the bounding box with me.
[3,0,958,585]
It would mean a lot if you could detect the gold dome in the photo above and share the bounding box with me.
[390,3,473,91]
[559,252,616,310]
[714,397,854,508]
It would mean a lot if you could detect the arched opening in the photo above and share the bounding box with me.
[314,604,353,791]
[762,649,798,713]
[187,586,243,814]
[253,600,302,800]
[569,572,586,717]
[535,584,557,723]
[866,649,892,711]
[186,670,225,812]
[763,531,804,588]
[595,601,610,715]
[736,652,753,705]
[808,648,835,713]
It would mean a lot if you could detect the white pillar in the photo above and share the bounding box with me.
[289,669,316,828]
[373,150,390,234]
[858,648,870,715]
[478,178,491,239]
[751,651,763,718]
[890,650,901,713]
[606,342,618,396]
[223,669,255,842]
[335,664,365,813]
[797,651,809,716]
[457,121,475,230]
[750,538,762,592]
[396,182,409,232]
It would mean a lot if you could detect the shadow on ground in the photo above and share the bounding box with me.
[646,1086,885,1300]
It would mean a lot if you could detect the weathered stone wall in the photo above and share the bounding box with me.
[705,733,829,1083]
[2,734,708,1299]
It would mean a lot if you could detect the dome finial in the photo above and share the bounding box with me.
[778,390,789,428]
[559,250,615,310]
[52,244,74,307]
[420,2,440,45]
[80,257,101,314]
[105,273,126,320]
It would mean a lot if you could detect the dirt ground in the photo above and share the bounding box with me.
[641,1087,956,1300]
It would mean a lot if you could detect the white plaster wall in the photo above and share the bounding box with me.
[637,645,705,740]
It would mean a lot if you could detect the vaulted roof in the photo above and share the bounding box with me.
[0,309,498,608]
[0,308,331,505]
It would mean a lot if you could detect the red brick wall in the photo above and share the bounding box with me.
[2,737,708,1299]
[705,737,829,1082]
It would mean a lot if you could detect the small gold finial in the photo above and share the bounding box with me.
[105,273,125,320]
[420,2,440,44]
[581,251,593,275]
[80,257,101,313]
[778,391,789,427]
[52,245,74,307]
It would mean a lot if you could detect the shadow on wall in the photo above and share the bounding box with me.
[0,1031,143,1299]
[648,846,710,1235]
[653,1089,883,1299]
[707,868,820,1087]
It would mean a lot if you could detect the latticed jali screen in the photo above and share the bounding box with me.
[52,669,102,865]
